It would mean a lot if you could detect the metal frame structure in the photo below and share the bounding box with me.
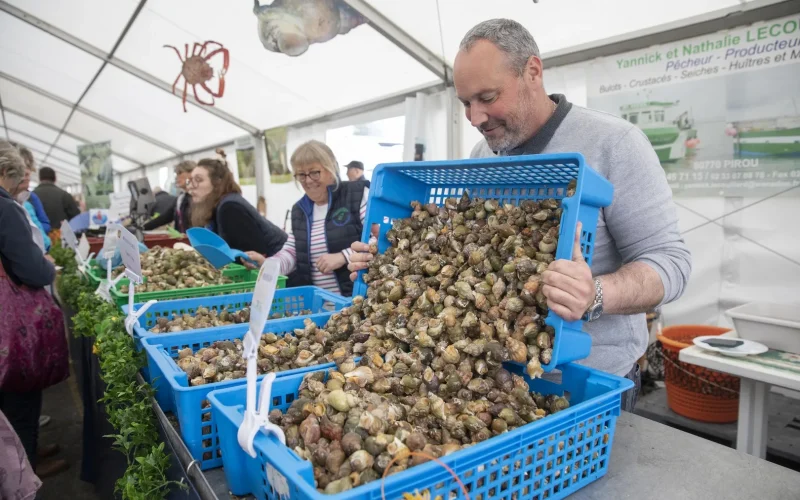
[1,0,797,188]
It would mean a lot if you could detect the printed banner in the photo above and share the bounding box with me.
[78,141,114,208]
[265,127,291,184]
[235,135,257,186]
[586,15,800,197]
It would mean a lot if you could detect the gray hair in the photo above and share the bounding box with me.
[459,19,540,75]
[0,140,26,183]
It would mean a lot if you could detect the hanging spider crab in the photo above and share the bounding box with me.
[164,41,229,112]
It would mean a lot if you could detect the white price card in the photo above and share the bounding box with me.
[60,220,78,251]
[118,226,142,283]
[102,224,121,258]
[249,260,281,338]
[78,234,91,261]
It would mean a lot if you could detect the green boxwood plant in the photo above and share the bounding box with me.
[56,247,185,499]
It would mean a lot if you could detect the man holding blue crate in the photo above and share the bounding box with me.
[348,19,691,412]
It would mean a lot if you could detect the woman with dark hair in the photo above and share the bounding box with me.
[189,149,287,259]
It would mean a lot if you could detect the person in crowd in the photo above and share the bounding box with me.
[346,19,692,411]
[0,409,41,500]
[247,140,370,296]
[189,149,287,258]
[11,143,50,252]
[143,160,195,232]
[0,140,69,479]
[73,193,87,213]
[148,186,177,220]
[10,143,50,235]
[33,166,80,227]
[345,160,370,187]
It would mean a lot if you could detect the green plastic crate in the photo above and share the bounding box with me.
[109,267,286,309]
[85,259,249,288]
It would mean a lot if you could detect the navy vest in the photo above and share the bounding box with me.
[288,181,366,296]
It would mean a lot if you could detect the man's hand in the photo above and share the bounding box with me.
[347,241,373,281]
[317,253,347,274]
[45,254,55,264]
[542,222,595,322]
[242,251,266,269]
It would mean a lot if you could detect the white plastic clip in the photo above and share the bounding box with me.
[124,299,157,337]
[123,269,156,337]
[238,259,282,458]
[75,251,95,278]
[238,372,286,458]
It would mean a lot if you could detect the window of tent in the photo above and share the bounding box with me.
[325,115,405,182]
[158,166,169,192]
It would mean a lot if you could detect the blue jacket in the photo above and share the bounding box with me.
[24,200,51,252]
[0,186,55,288]
[28,191,51,233]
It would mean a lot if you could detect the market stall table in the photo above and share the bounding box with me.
[154,399,800,500]
[680,330,800,459]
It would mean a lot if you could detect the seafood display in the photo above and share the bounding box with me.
[115,247,232,293]
[358,187,572,378]
[268,362,570,493]
[176,315,359,386]
[149,306,251,333]
[257,190,577,493]
[148,306,314,333]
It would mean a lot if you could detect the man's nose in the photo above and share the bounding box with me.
[470,106,487,128]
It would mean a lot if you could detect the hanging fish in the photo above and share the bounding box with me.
[253,0,366,56]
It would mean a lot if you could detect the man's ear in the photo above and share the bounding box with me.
[525,55,544,84]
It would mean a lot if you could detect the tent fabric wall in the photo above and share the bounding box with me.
[403,90,449,162]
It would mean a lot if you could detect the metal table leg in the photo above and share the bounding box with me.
[736,378,770,459]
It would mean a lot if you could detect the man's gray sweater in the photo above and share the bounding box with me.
[471,94,692,377]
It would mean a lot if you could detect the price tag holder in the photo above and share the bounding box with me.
[78,234,91,261]
[102,224,121,259]
[117,226,156,336]
[118,226,142,283]
[60,220,78,251]
[238,259,284,458]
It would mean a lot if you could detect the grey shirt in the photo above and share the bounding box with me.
[470,94,691,376]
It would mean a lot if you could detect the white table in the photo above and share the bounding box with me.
[679,330,800,459]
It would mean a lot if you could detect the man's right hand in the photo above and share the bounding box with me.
[347,241,373,281]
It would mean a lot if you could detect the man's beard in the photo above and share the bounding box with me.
[481,87,535,153]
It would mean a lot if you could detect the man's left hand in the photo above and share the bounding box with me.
[542,222,595,322]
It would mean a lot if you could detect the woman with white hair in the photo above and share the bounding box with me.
[246,140,370,296]
[0,139,69,481]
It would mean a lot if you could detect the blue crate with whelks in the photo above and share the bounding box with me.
[141,312,346,470]
[352,153,613,371]
[123,286,350,409]
[209,361,633,500]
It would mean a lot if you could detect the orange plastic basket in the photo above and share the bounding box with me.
[657,325,740,423]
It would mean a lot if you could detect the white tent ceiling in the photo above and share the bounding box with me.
[0,0,781,186]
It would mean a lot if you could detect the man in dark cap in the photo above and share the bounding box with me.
[344,161,369,187]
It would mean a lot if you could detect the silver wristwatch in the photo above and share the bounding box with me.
[583,278,603,322]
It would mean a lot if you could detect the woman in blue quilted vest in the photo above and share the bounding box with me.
[250,140,370,297]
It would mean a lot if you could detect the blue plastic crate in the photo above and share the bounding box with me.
[123,286,350,408]
[122,286,349,340]
[141,312,342,470]
[209,361,632,500]
[353,154,613,371]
